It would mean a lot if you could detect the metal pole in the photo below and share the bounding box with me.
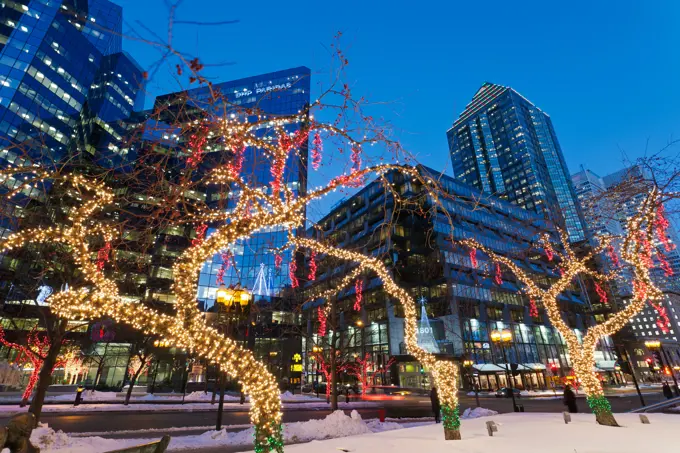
[501,344,518,412]
[150,360,160,395]
[615,344,645,407]
[660,346,680,396]
[216,371,226,430]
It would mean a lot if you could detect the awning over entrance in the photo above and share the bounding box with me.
[473,363,542,372]
[596,360,618,371]
[473,364,505,372]
[525,363,546,371]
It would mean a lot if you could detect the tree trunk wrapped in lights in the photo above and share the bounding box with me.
[0,159,462,448]
[292,236,462,440]
[0,49,475,447]
[458,188,663,427]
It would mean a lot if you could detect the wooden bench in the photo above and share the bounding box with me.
[105,435,171,453]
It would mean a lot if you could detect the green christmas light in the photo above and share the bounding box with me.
[441,404,461,430]
[254,424,284,453]
[586,394,612,416]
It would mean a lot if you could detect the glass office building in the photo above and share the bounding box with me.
[0,0,124,157]
[447,82,587,243]
[304,166,620,390]
[74,51,145,168]
[153,67,312,308]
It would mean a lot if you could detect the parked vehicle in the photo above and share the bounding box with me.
[362,385,429,401]
[495,387,521,398]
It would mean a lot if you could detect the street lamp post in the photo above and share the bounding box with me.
[463,359,479,407]
[215,284,252,430]
[491,329,519,412]
[646,340,679,396]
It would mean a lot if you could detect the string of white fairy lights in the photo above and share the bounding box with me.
[457,188,662,423]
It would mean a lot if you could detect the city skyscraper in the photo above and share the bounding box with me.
[447,82,587,243]
[575,165,680,347]
[163,67,312,307]
[602,165,680,291]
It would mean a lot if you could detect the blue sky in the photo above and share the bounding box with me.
[116,0,679,182]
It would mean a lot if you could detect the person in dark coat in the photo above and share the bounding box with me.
[662,381,673,399]
[563,384,578,413]
[430,386,441,423]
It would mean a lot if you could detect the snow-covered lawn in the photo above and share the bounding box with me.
[275,412,679,453]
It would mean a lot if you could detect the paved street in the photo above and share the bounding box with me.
[2,392,665,438]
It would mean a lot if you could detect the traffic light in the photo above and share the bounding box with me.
[550,364,558,374]
[646,358,655,373]
[510,363,520,376]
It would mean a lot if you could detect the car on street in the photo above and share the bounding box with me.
[361,385,429,401]
[495,387,521,398]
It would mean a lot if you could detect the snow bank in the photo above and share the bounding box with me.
[183,391,242,402]
[278,413,680,453]
[20,410,415,452]
[28,424,145,453]
[49,391,115,402]
[461,407,498,419]
[174,410,373,449]
[280,391,320,401]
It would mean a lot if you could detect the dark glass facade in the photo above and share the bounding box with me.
[153,68,311,308]
[304,166,618,390]
[447,82,587,243]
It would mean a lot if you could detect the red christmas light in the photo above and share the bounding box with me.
[191,224,208,247]
[346,353,372,398]
[350,145,362,173]
[186,127,208,168]
[469,248,478,268]
[529,298,539,318]
[606,244,620,268]
[317,307,327,337]
[308,251,317,281]
[655,205,675,252]
[228,144,245,177]
[594,282,608,304]
[544,244,554,261]
[494,262,502,285]
[275,253,283,270]
[289,259,299,288]
[637,232,654,268]
[658,252,674,277]
[354,279,363,311]
[0,327,63,402]
[311,132,323,170]
[651,303,671,334]
[96,241,112,271]
[216,251,232,285]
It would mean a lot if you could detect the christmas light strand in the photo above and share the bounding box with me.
[458,188,663,426]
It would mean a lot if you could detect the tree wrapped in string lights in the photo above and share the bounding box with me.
[0,326,64,406]
[458,188,664,427]
[0,100,467,452]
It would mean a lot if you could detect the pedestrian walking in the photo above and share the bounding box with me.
[430,386,441,423]
[563,384,578,413]
[662,381,673,399]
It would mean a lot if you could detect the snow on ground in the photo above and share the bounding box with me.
[24,410,436,452]
[279,391,320,401]
[271,412,680,453]
[49,391,113,402]
[462,407,498,418]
